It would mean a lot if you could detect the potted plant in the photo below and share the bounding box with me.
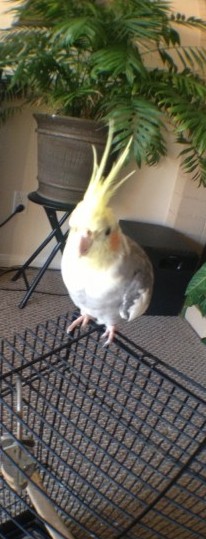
[1,0,206,203]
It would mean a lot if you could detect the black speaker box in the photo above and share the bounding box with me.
[120,220,199,316]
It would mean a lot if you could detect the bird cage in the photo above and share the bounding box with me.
[1,313,206,539]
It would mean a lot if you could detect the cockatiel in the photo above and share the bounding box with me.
[61,121,154,345]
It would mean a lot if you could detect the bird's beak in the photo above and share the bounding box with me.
[79,231,93,256]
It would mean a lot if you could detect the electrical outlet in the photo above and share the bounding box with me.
[12,191,28,213]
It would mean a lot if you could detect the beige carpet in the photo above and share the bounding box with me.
[0,266,206,387]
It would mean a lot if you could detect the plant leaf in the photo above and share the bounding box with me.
[185,262,206,297]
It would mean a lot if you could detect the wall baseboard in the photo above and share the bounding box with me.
[0,253,61,270]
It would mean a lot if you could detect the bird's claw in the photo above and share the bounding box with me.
[101,326,116,347]
[67,314,91,334]
[67,317,115,347]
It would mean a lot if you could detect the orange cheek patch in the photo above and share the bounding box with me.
[110,231,121,251]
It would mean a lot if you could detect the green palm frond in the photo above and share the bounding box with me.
[1,0,206,182]
[9,0,96,24]
[52,17,107,48]
[176,46,206,72]
[156,45,206,73]
[131,69,206,184]
[171,13,206,31]
[179,147,206,185]
[91,44,147,82]
[104,96,166,166]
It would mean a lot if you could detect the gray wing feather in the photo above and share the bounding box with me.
[119,236,154,321]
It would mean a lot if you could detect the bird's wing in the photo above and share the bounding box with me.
[119,236,154,321]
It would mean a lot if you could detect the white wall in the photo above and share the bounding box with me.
[0,0,206,269]
[0,109,56,267]
[112,131,181,223]
[0,0,16,27]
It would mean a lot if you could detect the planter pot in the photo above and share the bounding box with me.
[185,305,206,339]
[34,114,112,205]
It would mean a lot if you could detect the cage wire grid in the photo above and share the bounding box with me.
[0,313,206,539]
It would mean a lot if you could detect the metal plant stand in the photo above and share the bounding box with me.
[0,313,206,539]
[11,193,74,308]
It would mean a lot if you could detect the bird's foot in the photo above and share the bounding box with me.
[67,314,91,334]
[101,325,116,347]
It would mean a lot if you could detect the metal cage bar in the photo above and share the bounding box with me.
[1,313,206,539]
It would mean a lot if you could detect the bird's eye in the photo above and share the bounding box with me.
[105,226,111,236]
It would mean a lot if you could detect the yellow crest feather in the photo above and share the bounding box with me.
[83,120,135,213]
